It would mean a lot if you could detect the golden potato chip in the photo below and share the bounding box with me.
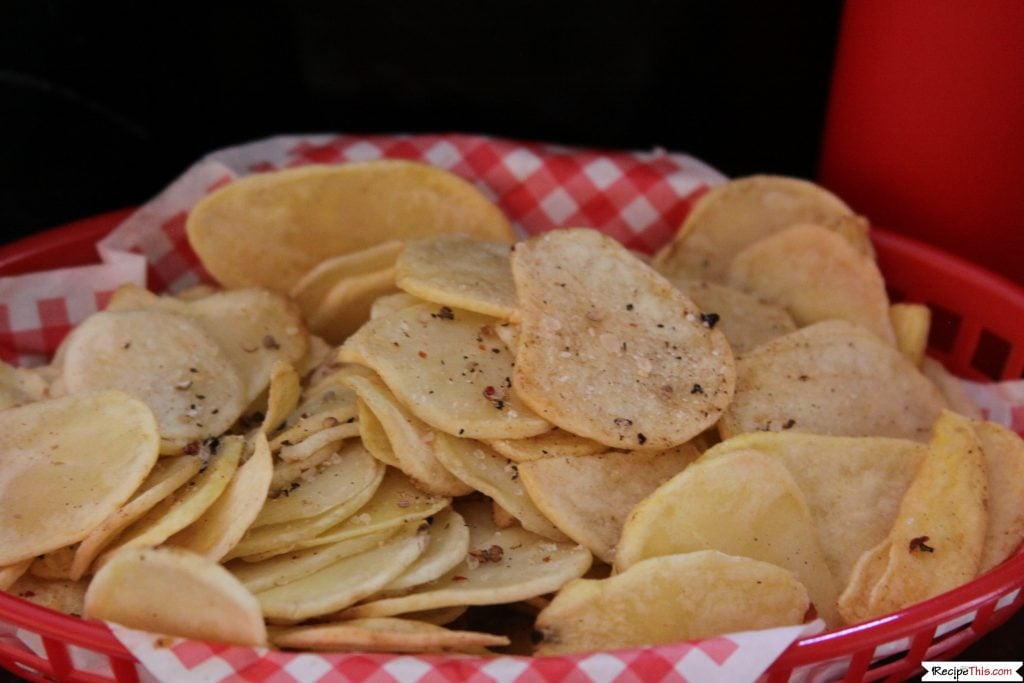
[384,508,470,592]
[838,411,988,624]
[519,444,699,563]
[10,575,88,616]
[719,320,946,441]
[486,428,605,463]
[652,175,871,282]
[0,359,48,410]
[700,432,926,585]
[890,303,930,366]
[396,235,517,318]
[371,292,423,320]
[277,423,359,463]
[71,455,202,580]
[663,279,797,354]
[342,303,550,440]
[0,391,159,565]
[168,434,274,560]
[261,361,300,435]
[535,550,809,654]
[271,617,508,654]
[357,399,402,468]
[186,161,514,291]
[290,240,405,321]
[974,421,1024,572]
[921,358,983,420]
[616,449,840,626]
[340,501,592,618]
[308,267,400,343]
[727,224,895,344]
[256,525,428,621]
[0,560,32,590]
[431,432,568,541]
[60,310,246,443]
[511,228,734,450]
[341,371,471,496]
[85,546,266,646]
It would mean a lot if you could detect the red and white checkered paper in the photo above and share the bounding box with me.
[1,134,1022,683]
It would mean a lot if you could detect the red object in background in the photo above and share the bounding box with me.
[819,0,1024,285]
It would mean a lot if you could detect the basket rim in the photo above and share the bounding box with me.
[1,210,1023,666]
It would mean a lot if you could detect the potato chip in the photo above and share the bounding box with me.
[384,508,471,592]
[616,449,840,626]
[400,605,468,626]
[0,391,159,565]
[186,161,514,291]
[256,442,383,527]
[371,292,422,320]
[0,359,48,410]
[493,322,519,354]
[342,303,550,440]
[890,303,930,366]
[342,371,472,495]
[269,375,359,451]
[838,411,988,624]
[0,560,32,590]
[511,228,734,450]
[974,421,1024,572]
[921,358,982,420]
[71,455,202,580]
[309,267,401,343]
[519,444,699,563]
[296,335,335,380]
[277,423,359,462]
[357,399,402,467]
[431,432,568,541]
[340,501,592,618]
[10,575,88,616]
[175,284,219,302]
[256,525,428,621]
[30,546,76,580]
[230,527,398,593]
[269,445,336,491]
[663,279,797,354]
[271,617,508,654]
[727,224,896,344]
[60,310,245,443]
[290,240,405,322]
[719,320,946,441]
[486,428,605,462]
[85,546,266,646]
[104,283,162,312]
[261,362,300,435]
[652,175,871,282]
[396,235,517,318]
[535,550,809,654]
[700,432,926,585]
[168,434,274,560]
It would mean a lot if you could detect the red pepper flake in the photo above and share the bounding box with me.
[909,536,934,553]
[483,386,496,397]
[452,575,469,582]
[418,351,428,358]
[183,441,201,455]
[542,556,551,563]
[478,344,487,351]
[263,335,280,350]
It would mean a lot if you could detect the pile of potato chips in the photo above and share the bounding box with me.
[2,164,1022,656]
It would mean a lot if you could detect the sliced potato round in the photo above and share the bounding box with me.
[0,360,48,410]
[271,617,508,653]
[727,224,896,344]
[342,303,550,440]
[973,421,1024,572]
[493,322,519,355]
[519,444,699,563]
[371,292,423,320]
[340,501,592,618]
[0,391,159,565]
[511,228,734,450]
[652,175,871,282]
[486,428,605,463]
[719,320,946,441]
[277,423,359,462]
[0,560,32,590]
[399,605,468,626]
[269,445,337,491]
[357,398,401,468]
[384,508,471,592]
[309,267,400,343]
[261,361,301,435]
[270,376,358,451]
[186,161,514,291]
[890,303,930,366]
[85,546,266,646]
[10,575,88,616]
[290,240,405,323]
[535,550,809,654]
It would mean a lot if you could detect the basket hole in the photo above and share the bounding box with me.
[928,304,961,354]
[886,286,905,303]
[971,329,1011,380]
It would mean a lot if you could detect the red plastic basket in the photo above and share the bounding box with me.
[1,210,1023,683]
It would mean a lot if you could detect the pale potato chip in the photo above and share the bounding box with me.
[838,411,988,624]
[921,358,983,420]
[271,617,508,654]
[30,546,76,580]
[395,605,468,626]
[290,240,405,321]
[0,359,48,410]
[371,292,422,320]
[71,455,202,580]
[616,449,840,626]
[340,501,592,618]
[431,432,568,541]
[719,320,946,441]
[229,527,399,593]
[309,267,400,343]
[974,421,1024,572]
[889,303,930,366]
[486,428,605,462]
[270,376,359,451]
[0,391,159,565]
[396,235,517,318]
[296,335,335,380]
[261,362,300,434]
[519,444,699,563]
[85,546,266,646]
[10,575,88,616]
[357,398,402,467]
[256,442,384,527]
[269,445,337,491]
[342,371,472,496]
[511,228,734,450]
[727,224,895,344]
[175,284,219,302]
[104,283,161,312]
[168,434,274,560]
[342,303,550,440]
[277,423,359,463]
[700,432,927,585]
[664,280,797,354]
[60,310,245,443]
[256,525,428,621]
[384,508,471,592]
[535,550,809,654]
[652,175,872,282]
